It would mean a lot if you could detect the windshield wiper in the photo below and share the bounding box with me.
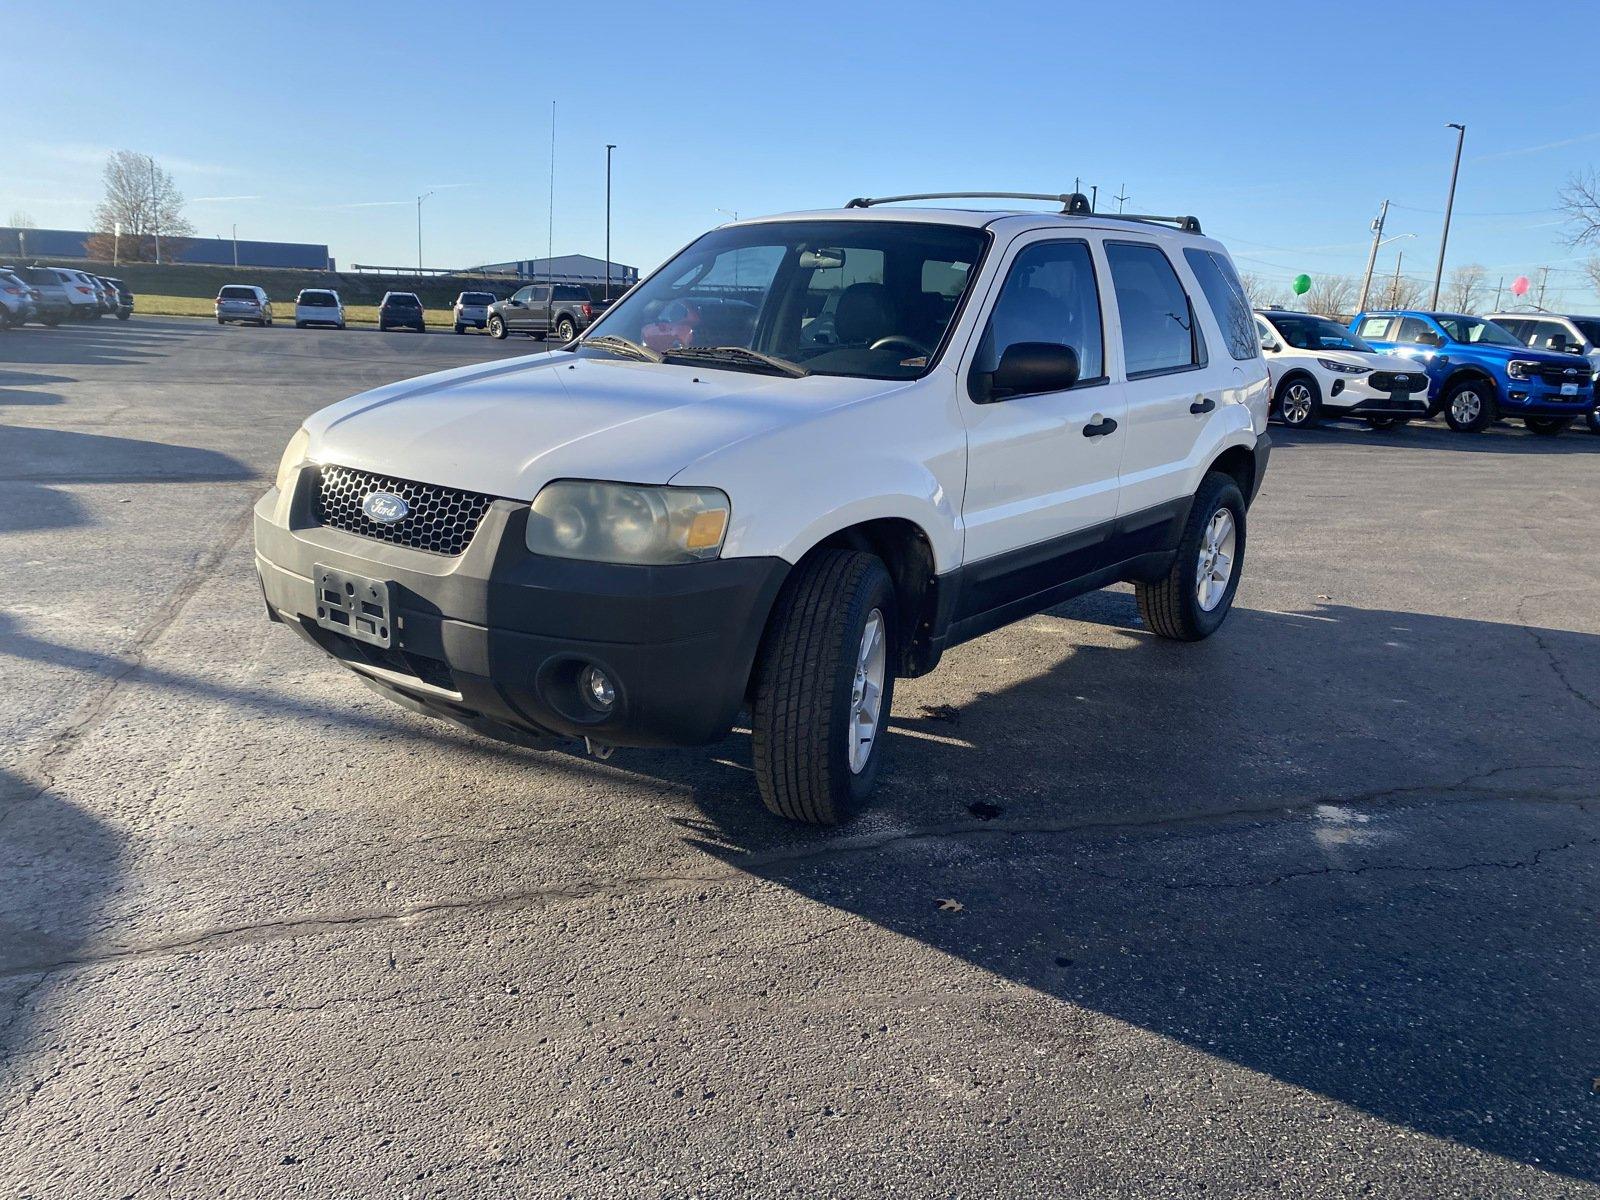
[663,345,809,378]
[582,334,663,363]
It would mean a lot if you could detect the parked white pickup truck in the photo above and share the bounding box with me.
[256,191,1271,823]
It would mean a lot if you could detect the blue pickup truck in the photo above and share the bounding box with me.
[1348,309,1597,435]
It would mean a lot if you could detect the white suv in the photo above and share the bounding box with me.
[1256,308,1430,429]
[256,192,1271,823]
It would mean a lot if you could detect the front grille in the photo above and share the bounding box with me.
[1370,371,1427,392]
[1533,363,1590,387]
[314,464,497,556]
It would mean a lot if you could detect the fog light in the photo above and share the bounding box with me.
[579,664,615,712]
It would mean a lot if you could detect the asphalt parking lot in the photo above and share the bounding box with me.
[2,315,1598,1198]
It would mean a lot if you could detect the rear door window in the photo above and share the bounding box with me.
[1106,241,1206,377]
[1393,316,1434,343]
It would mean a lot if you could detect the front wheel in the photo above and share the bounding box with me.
[488,315,506,339]
[1586,409,1600,435]
[1444,380,1494,432]
[1274,376,1321,428]
[751,550,897,825]
[556,316,577,342]
[1135,472,1247,642]
[1524,416,1572,437]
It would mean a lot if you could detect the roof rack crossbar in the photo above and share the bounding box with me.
[843,191,1203,233]
[845,191,1093,215]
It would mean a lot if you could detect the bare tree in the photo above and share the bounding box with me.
[1444,263,1487,312]
[1378,271,1427,310]
[1583,257,1600,304]
[1237,270,1288,309]
[1560,170,1600,245]
[85,151,194,263]
[7,211,36,229]
[1302,274,1356,318]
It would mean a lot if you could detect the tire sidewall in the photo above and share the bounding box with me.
[827,565,897,811]
[1179,478,1247,637]
[489,315,505,339]
[557,318,576,342]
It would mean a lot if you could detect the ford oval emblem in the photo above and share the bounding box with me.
[362,491,409,524]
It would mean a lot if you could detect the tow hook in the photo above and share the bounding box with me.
[583,737,615,761]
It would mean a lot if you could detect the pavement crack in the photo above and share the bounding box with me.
[1516,594,1600,716]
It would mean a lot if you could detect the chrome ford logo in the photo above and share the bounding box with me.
[362,491,409,524]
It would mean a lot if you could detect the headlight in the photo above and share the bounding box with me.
[1317,358,1369,374]
[527,480,730,565]
[274,426,311,492]
[1507,360,1537,381]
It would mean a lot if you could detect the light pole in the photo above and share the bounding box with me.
[605,144,616,301]
[1429,123,1466,309]
[416,190,435,272]
[232,223,238,268]
[1358,229,1415,312]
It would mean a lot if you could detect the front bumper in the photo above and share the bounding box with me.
[254,473,789,749]
[1499,383,1595,417]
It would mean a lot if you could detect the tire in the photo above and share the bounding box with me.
[1524,416,1572,437]
[488,315,506,340]
[1586,409,1600,435]
[556,316,577,342]
[1443,378,1495,432]
[1366,416,1406,430]
[116,311,130,321]
[453,323,463,334]
[751,549,897,825]
[217,318,225,325]
[378,322,389,332]
[1135,472,1247,642]
[1274,375,1321,428]
[295,321,305,329]
[44,316,61,327]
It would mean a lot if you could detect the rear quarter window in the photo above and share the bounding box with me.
[1356,316,1395,341]
[1183,248,1257,361]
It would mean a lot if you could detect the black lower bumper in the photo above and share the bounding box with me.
[1335,395,1430,419]
[254,482,789,749]
[1500,394,1595,418]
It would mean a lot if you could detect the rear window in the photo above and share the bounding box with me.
[1183,248,1258,361]
[298,292,336,306]
[219,286,257,300]
[386,294,421,307]
[460,292,495,304]
[554,285,590,300]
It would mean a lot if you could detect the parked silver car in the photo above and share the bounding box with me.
[54,268,103,319]
[0,268,37,328]
[216,284,273,326]
[452,290,498,333]
[3,266,70,325]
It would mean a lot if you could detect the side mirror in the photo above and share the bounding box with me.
[980,342,1080,402]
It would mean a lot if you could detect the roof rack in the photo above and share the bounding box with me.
[842,191,1203,234]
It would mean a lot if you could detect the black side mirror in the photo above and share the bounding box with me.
[979,342,1081,402]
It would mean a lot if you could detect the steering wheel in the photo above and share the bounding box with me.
[869,335,933,358]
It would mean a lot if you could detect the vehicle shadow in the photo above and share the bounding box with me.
[1277,417,1600,454]
[0,425,258,485]
[0,766,124,1088]
[583,594,1600,1180]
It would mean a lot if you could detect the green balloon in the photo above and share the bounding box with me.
[1292,274,1312,296]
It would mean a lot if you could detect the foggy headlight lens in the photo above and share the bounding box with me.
[275,426,311,492]
[527,481,730,564]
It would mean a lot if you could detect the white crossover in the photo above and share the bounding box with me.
[1256,308,1429,429]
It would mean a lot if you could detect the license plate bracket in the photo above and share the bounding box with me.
[314,565,394,648]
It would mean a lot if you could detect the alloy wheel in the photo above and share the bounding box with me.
[1451,390,1482,425]
[1196,508,1236,613]
[1281,383,1314,426]
[848,608,887,774]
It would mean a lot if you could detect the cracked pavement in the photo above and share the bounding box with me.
[1,317,1598,1197]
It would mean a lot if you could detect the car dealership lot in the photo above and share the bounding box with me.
[2,318,1598,1197]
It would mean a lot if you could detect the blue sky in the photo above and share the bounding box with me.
[5,0,1600,305]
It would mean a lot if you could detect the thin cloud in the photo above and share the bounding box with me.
[190,195,261,203]
[31,141,233,175]
[1472,130,1600,162]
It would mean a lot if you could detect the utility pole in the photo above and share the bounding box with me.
[1389,251,1404,309]
[1090,185,1098,212]
[1536,266,1550,308]
[416,191,434,271]
[232,223,238,268]
[547,101,556,286]
[1429,122,1466,309]
[604,144,616,301]
[1357,199,1389,314]
[1114,185,1129,214]
[1493,275,1504,310]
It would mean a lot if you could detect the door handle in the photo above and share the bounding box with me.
[1083,416,1118,438]
[1190,396,1215,414]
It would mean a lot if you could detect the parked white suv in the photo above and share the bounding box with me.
[256,192,1271,823]
[1256,308,1429,429]
[294,288,345,329]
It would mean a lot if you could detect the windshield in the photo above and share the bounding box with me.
[1436,315,1521,346]
[1267,312,1373,353]
[582,219,987,380]
[1572,318,1600,346]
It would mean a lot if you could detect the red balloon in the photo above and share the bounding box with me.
[1510,275,1530,297]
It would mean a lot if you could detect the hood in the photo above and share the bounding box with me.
[1449,342,1579,368]
[305,350,889,500]
[1312,348,1400,372]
